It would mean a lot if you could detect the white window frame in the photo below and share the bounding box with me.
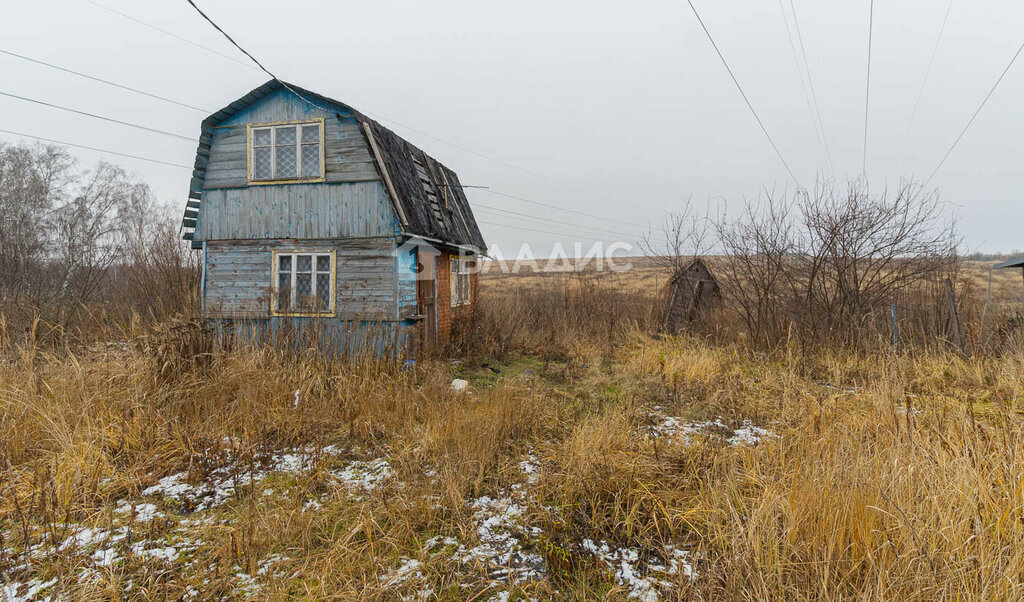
[271,250,336,316]
[248,119,325,184]
[450,256,472,306]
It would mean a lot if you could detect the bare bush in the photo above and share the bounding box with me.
[715,179,961,349]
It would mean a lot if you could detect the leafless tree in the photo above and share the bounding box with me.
[640,197,713,273]
[0,142,199,338]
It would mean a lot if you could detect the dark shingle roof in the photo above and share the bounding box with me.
[185,79,485,252]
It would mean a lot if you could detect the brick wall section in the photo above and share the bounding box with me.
[436,252,478,343]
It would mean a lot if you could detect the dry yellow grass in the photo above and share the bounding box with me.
[3,272,1024,600]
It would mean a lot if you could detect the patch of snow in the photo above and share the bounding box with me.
[581,539,696,601]
[2,578,57,602]
[116,502,163,522]
[92,547,118,567]
[139,446,349,510]
[380,558,423,586]
[727,421,775,446]
[453,495,545,583]
[647,413,774,447]
[424,535,459,551]
[331,458,392,493]
[141,547,179,562]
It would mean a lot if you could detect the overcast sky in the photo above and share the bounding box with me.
[2,0,1021,255]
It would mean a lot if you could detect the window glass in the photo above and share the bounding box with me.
[316,273,331,308]
[301,125,320,143]
[275,145,296,179]
[275,126,297,145]
[277,272,291,311]
[253,128,272,146]
[251,122,321,181]
[300,144,320,178]
[253,147,272,180]
[275,252,332,313]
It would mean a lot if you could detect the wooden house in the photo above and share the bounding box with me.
[181,80,486,355]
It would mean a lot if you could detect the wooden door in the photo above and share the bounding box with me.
[417,252,437,352]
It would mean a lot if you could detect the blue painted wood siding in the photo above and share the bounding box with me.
[195,181,397,240]
[204,238,400,320]
[195,87,398,241]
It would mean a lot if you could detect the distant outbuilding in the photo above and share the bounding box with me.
[663,258,720,334]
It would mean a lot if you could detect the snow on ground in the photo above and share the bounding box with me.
[2,578,57,602]
[330,458,392,494]
[582,539,696,601]
[139,445,379,511]
[648,407,775,446]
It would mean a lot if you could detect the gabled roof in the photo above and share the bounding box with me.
[184,79,485,252]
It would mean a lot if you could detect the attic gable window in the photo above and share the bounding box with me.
[272,251,335,315]
[250,120,324,183]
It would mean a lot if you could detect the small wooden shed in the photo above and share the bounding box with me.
[180,79,486,356]
[663,258,720,333]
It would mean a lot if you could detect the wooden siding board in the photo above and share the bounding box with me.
[201,89,379,192]
[195,181,398,241]
[204,238,400,320]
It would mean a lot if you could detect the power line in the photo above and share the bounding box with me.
[926,37,1024,185]
[0,91,195,142]
[0,128,193,168]
[473,203,663,241]
[82,0,260,71]
[92,0,687,241]
[181,0,359,116]
[0,49,211,113]
[480,189,648,229]
[899,0,954,158]
[685,0,800,187]
[184,0,629,206]
[788,0,835,175]
[863,0,875,174]
[776,0,830,175]
[477,219,639,242]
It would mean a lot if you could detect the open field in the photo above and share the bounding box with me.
[4,263,1024,601]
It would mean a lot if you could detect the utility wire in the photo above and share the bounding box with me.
[480,189,648,229]
[788,0,835,175]
[186,0,629,206]
[473,203,665,241]
[685,0,800,187]
[182,0,366,116]
[82,0,260,71]
[0,128,193,168]
[776,0,831,175]
[0,49,211,113]
[863,0,875,174]
[926,37,1024,185]
[0,91,195,142]
[477,219,638,242]
[899,0,954,157]
[93,0,641,212]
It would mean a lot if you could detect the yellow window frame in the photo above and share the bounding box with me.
[270,249,337,317]
[247,118,327,185]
